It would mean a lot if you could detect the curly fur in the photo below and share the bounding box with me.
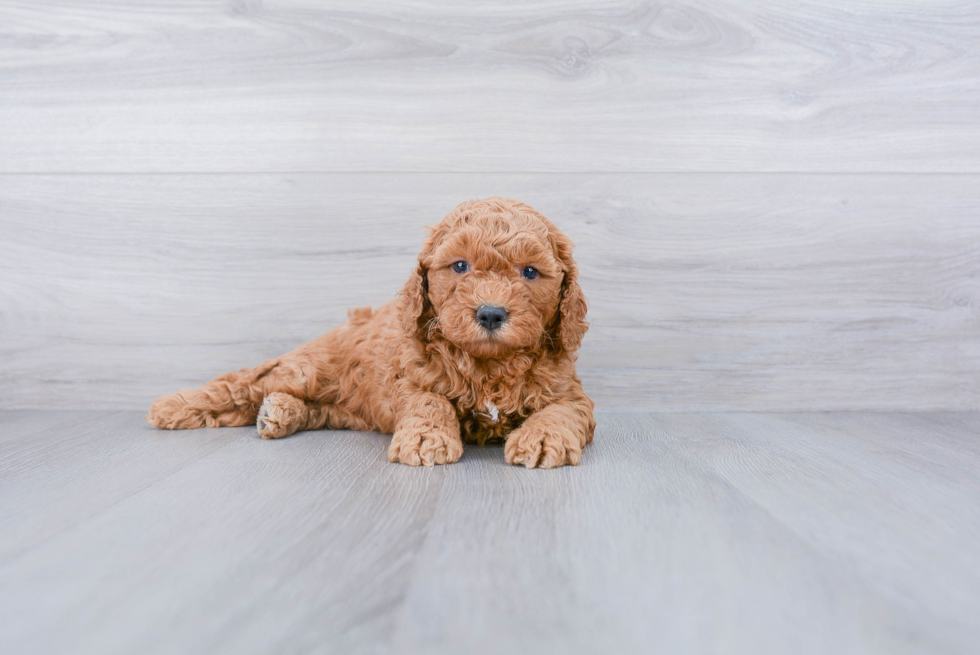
[147,197,595,468]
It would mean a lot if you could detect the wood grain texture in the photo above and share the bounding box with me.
[1,411,978,654]
[1,1,979,173]
[2,173,978,411]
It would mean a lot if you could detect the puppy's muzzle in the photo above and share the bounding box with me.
[475,304,508,332]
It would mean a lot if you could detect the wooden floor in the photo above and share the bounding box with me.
[2,411,978,654]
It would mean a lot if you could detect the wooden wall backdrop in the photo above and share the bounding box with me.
[1,1,978,411]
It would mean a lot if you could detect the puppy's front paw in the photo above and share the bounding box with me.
[505,424,582,469]
[257,392,307,439]
[388,424,463,467]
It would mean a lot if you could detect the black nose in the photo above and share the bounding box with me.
[476,305,508,332]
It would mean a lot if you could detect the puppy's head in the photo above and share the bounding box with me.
[401,197,587,359]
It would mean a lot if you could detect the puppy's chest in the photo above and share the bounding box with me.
[455,395,523,444]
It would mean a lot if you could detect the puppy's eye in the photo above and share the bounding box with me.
[521,266,539,280]
[452,261,469,273]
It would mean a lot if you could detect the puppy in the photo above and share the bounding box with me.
[148,197,595,468]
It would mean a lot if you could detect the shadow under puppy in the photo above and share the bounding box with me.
[148,197,595,468]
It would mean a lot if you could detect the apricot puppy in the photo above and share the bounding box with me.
[148,197,595,468]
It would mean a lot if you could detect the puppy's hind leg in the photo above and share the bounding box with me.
[256,392,333,439]
[148,355,317,430]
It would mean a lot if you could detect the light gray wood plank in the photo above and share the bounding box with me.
[1,1,979,172]
[0,412,241,563]
[1,411,978,654]
[659,412,980,639]
[2,173,978,411]
[0,415,444,655]
[390,412,980,654]
[0,410,95,443]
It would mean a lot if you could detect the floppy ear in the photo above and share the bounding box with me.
[400,226,441,338]
[552,233,588,353]
[399,257,430,338]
